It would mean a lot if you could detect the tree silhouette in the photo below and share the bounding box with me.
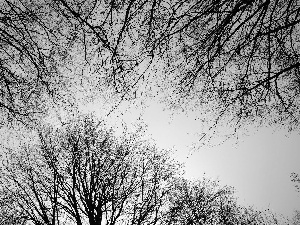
[2,0,300,128]
[0,0,63,123]
[51,0,300,129]
[0,117,178,225]
[164,0,300,129]
[164,177,240,225]
[0,117,291,224]
[164,177,290,225]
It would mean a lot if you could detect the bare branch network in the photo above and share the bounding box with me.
[0,117,290,225]
[0,0,299,128]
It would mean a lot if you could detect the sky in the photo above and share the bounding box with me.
[77,95,300,220]
[144,102,300,219]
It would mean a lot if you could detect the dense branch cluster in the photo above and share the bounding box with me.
[0,0,70,122]
[0,118,177,225]
[1,0,300,128]
[159,0,300,127]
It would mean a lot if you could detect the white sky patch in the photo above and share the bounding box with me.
[91,96,300,219]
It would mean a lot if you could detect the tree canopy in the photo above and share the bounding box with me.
[1,0,300,130]
[0,117,179,224]
[0,117,292,225]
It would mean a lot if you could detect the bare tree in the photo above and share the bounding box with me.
[51,0,163,99]
[163,177,289,225]
[0,117,178,225]
[143,0,300,129]
[1,116,292,225]
[0,0,164,123]
[0,0,64,123]
[2,0,300,129]
[163,177,240,225]
[54,0,300,129]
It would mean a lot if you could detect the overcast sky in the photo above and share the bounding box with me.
[143,101,300,219]
[79,95,300,220]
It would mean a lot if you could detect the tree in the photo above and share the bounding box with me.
[1,116,291,225]
[156,0,300,130]
[3,0,300,130]
[164,177,241,225]
[0,0,65,123]
[0,0,160,124]
[0,117,179,225]
[69,0,300,126]
[163,177,290,225]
